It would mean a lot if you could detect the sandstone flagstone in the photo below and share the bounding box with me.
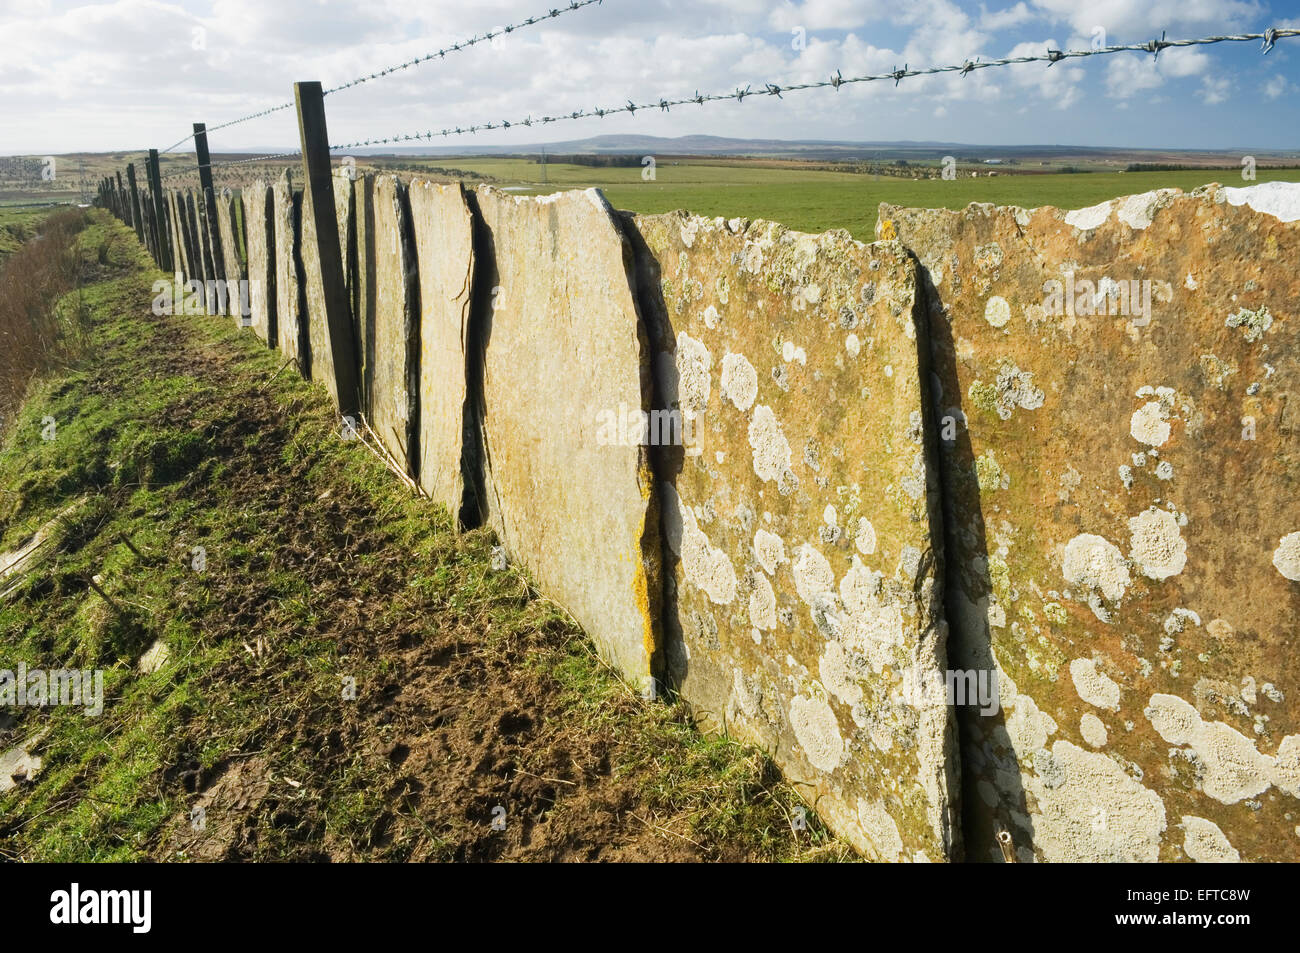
[472,186,661,691]
[626,210,957,861]
[362,174,418,473]
[408,179,475,515]
[885,182,1300,863]
[215,188,247,324]
[272,170,305,368]
[241,181,276,346]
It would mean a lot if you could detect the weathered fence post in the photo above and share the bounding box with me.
[115,171,129,226]
[193,123,227,314]
[294,80,359,417]
[146,149,173,272]
[127,163,144,243]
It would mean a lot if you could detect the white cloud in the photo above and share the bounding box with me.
[979,2,1038,31]
[1263,74,1290,99]
[1104,47,1210,99]
[1201,74,1231,103]
[1030,0,1263,39]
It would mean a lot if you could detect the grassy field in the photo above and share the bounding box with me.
[0,210,851,862]
[374,157,1300,241]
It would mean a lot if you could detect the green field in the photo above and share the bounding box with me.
[380,157,1300,241]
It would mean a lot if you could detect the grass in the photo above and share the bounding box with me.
[0,209,853,863]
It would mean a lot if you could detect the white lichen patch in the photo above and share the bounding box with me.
[1129,508,1187,580]
[1070,658,1121,711]
[1130,401,1171,447]
[1025,740,1166,863]
[789,694,844,772]
[1005,692,1058,759]
[845,332,861,357]
[1062,533,1131,602]
[984,295,1011,328]
[702,304,720,329]
[855,797,904,862]
[747,405,794,488]
[679,515,737,605]
[753,529,786,575]
[792,543,838,631]
[1163,608,1201,636]
[781,340,807,365]
[748,572,777,629]
[855,517,877,556]
[1225,306,1273,343]
[663,483,736,605]
[1272,532,1300,582]
[675,331,712,418]
[1182,816,1239,863]
[820,641,863,707]
[1145,693,1274,804]
[1065,199,1113,231]
[1220,180,1300,223]
[720,351,757,412]
[1272,735,1300,798]
[1116,189,1177,230]
[992,362,1045,419]
[1080,712,1108,748]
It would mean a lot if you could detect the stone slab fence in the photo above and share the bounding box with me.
[96,168,1300,863]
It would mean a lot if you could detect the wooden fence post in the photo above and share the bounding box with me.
[294,80,359,417]
[127,163,144,243]
[146,150,173,272]
[115,171,128,226]
[194,123,227,314]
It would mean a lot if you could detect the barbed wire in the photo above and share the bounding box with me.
[328,27,1300,150]
[160,150,303,182]
[159,0,603,153]
[324,0,603,95]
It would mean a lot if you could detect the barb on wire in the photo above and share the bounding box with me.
[324,0,602,95]
[159,0,602,154]
[327,27,1300,151]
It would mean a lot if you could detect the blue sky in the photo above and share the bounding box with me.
[2,0,1299,155]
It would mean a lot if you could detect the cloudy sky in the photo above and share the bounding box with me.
[2,0,1299,156]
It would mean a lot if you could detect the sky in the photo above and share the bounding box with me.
[2,0,1299,156]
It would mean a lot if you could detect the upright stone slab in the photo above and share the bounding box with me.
[195,191,216,311]
[168,191,192,282]
[272,170,305,369]
[242,181,276,346]
[334,168,355,316]
[364,174,417,472]
[215,188,247,323]
[299,177,339,397]
[408,180,475,515]
[354,174,378,415]
[885,182,1300,863]
[473,186,661,690]
[625,211,956,861]
[184,191,207,289]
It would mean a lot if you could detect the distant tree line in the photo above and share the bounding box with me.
[1126,162,1240,172]
[534,154,644,167]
